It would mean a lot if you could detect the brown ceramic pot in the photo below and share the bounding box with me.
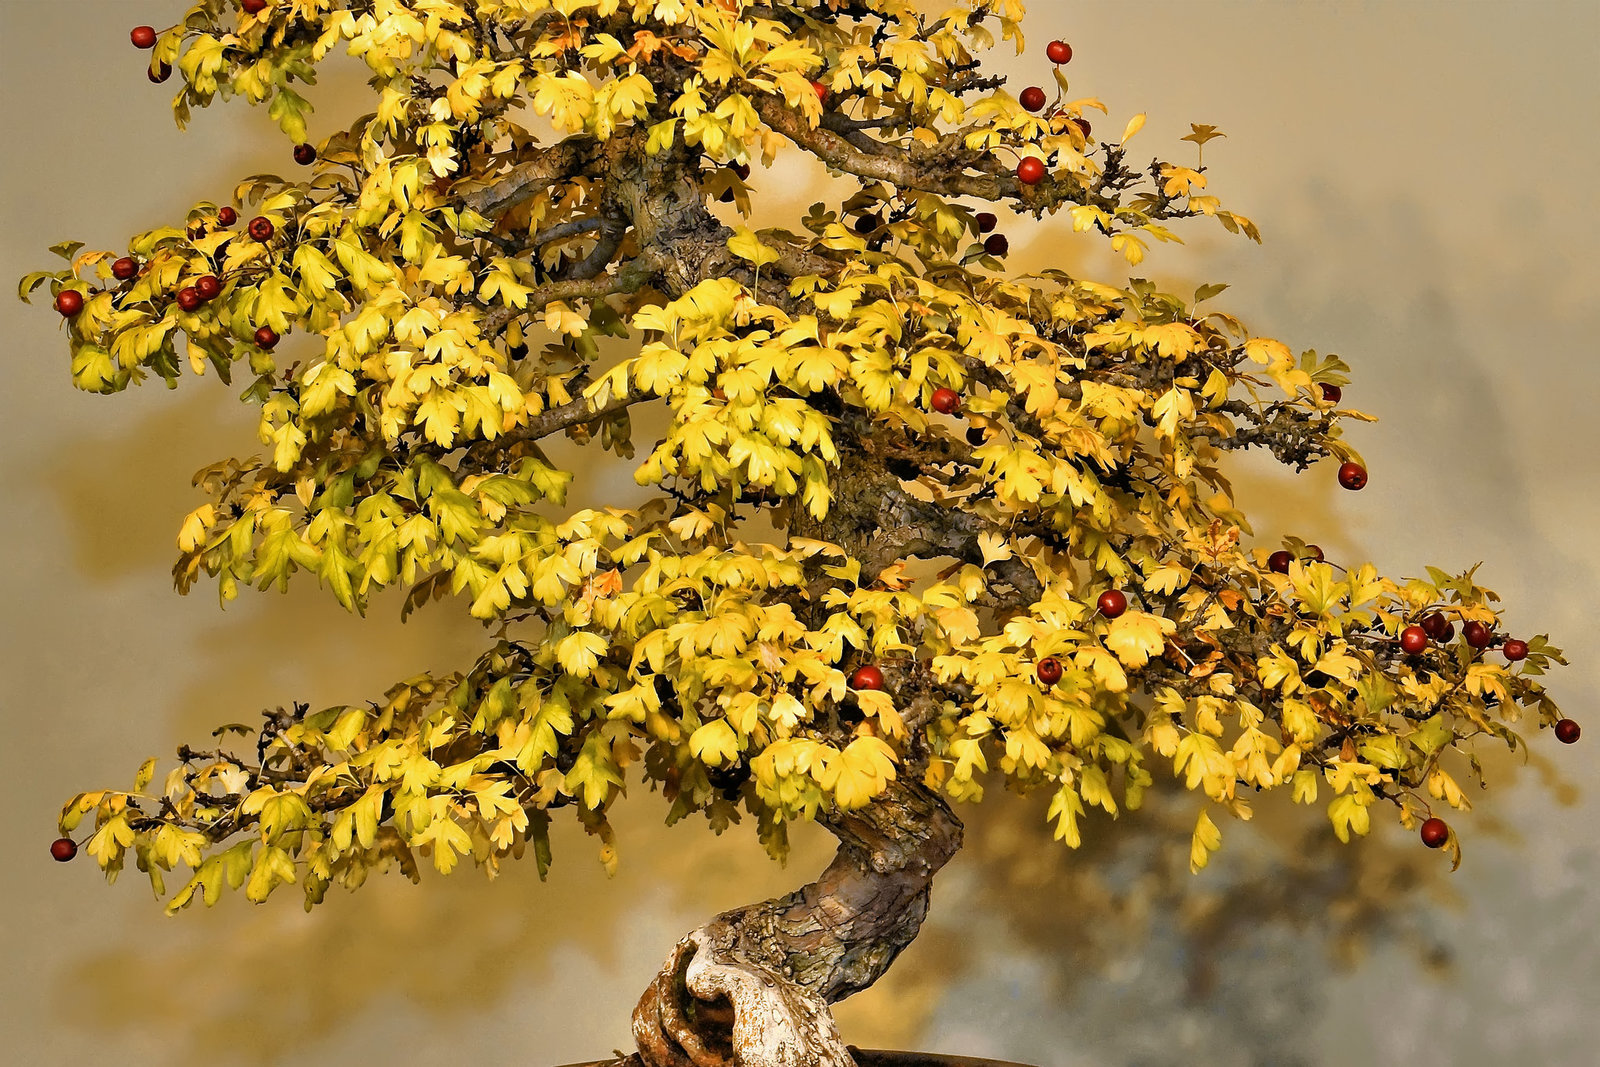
[556,1050,1038,1067]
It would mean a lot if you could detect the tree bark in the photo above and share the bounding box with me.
[632,778,964,1067]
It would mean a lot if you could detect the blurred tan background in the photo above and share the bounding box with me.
[3,1,1598,1065]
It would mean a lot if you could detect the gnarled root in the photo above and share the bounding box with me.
[633,779,963,1067]
[634,929,856,1067]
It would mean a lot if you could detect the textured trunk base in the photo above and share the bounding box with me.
[633,930,855,1067]
[629,780,965,1067]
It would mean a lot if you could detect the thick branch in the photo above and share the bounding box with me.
[753,94,1069,211]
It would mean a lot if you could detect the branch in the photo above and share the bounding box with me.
[753,92,1195,223]
[479,247,666,335]
[532,216,604,247]
[460,138,603,220]
[510,381,655,444]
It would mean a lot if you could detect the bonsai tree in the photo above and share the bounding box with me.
[24,2,1584,1065]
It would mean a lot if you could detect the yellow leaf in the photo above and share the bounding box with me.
[1103,611,1176,667]
[727,227,781,268]
[818,735,897,810]
[555,631,608,678]
[1190,808,1222,873]
[689,719,741,767]
[1328,791,1372,844]
[132,756,158,793]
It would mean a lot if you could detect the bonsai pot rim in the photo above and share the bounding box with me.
[555,1049,1040,1067]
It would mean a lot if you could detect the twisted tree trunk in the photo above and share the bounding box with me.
[632,778,964,1067]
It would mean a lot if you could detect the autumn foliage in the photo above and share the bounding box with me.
[25,0,1572,922]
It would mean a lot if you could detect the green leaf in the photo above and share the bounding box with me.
[268,87,312,144]
[18,271,56,302]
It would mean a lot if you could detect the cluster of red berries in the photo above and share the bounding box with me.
[1392,612,1534,666]
[131,23,172,83]
[175,274,224,312]
[1011,40,1084,188]
[973,211,1009,257]
[54,204,282,350]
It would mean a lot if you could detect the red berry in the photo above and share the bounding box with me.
[1420,612,1449,641]
[242,0,269,13]
[1073,117,1092,139]
[254,325,280,350]
[1555,719,1581,744]
[850,665,884,691]
[293,143,317,166]
[1463,620,1492,649]
[1267,550,1292,574]
[931,387,961,415]
[1438,622,1455,643]
[177,286,203,312]
[1304,544,1325,562]
[1320,383,1342,404]
[1419,817,1450,849]
[196,275,222,301]
[1097,589,1127,619]
[54,289,84,317]
[131,26,158,49]
[983,233,1009,257]
[149,61,172,83]
[1016,156,1047,186]
[1036,657,1063,685]
[811,79,829,102]
[1399,626,1429,655]
[1337,461,1367,491]
[1019,86,1047,113]
[1046,40,1073,65]
[975,212,997,234]
[217,206,238,226]
[1502,639,1528,662]
[111,257,139,281]
[50,837,78,862]
[732,162,751,180]
[248,216,275,241]
[966,425,986,447]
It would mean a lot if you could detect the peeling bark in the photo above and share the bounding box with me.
[633,779,963,1067]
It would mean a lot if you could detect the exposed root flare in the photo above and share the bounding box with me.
[634,930,856,1067]
[633,780,963,1067]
